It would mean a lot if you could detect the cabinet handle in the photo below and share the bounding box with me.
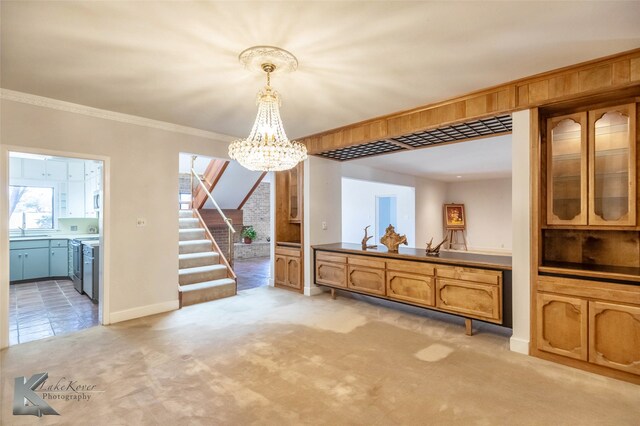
[25,254,28,258]
[51,251,55,255]
[18,254,22,258]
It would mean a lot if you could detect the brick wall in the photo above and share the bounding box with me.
[241,182,270,243]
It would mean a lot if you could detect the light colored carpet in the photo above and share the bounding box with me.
[2,286,639,425]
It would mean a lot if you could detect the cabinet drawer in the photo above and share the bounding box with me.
[436,278,501,322]
[10,240,50,249]
[386,259,434,276]
[436,266,501,285]
[347,266,385,296]
[348,255,385,269]
[50,239,68,248]
[276,246,300,257]
[387,271,434,307]
[316,251,347,264]
[316,260,347,288]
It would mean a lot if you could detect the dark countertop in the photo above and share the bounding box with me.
[313,243,512,270]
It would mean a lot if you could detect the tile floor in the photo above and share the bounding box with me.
[235,256,270,291]
[9,279,100,345]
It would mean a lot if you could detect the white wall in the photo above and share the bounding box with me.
[303,156,342,295]
[511,109,532,354]
[0,91,235,348]
[445,178,512,253]
[341,178,416,247]
[415,177,447,247]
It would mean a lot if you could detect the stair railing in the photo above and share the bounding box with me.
[191,166,236,267]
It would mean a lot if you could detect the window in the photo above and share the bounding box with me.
[376,196,397,241]
[9,186,54,229]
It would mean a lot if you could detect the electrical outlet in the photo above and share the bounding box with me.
[70,225,78,231]
[137,218,146,227]
[321,221,327,230]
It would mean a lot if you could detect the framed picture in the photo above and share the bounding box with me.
[444,204,466,229]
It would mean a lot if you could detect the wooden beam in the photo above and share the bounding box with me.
[237,171,267,210]
[193,159,229,210]
[301,48,640,154]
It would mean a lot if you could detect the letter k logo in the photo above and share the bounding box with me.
[13,373,59,416]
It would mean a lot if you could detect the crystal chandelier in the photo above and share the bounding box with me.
[228,46,307,172]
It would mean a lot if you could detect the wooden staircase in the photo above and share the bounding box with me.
[178,209,236,307]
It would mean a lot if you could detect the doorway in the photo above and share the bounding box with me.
[8,152,104,345]
[178,153,273,297]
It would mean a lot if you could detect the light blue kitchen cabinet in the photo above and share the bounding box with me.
[50,247,68,277]
[10,251,23,281]
[22,248,50,280]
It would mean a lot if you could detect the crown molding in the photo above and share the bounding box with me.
[0,89,237,142]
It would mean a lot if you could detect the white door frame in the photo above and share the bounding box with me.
[0,145,111,348]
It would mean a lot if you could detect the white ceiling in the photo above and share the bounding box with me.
[2,1,639,141]
[352,134,512,182]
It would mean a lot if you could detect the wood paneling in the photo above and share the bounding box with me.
[347,266,385,296]
[316,261,347,288]
[301,48,640,154]
[536,293,588,361]
[274,254,286,286]
[589,301,640,375]
[435,278,501,322]
[193,159,229,210]
[436,265,501,285]
[387,271,434,307]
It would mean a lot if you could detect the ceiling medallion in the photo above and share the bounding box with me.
[229,46,307,172]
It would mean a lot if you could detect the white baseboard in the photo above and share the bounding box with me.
[109,299,179,324]
[268,278,275,287]
[510,336,530,355]
[304,286,325,296]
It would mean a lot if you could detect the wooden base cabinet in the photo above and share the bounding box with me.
[387,271,435,307]
[316,261,347,288]
[275,250,302,291]
[536,293,588,361]
[589,301,640,375]
[347,266,385,296]
[436,278,501,323]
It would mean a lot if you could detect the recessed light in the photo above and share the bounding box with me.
[456,175,462,178]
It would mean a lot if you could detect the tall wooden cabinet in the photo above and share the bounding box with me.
[534,99,640,383]
[274,162,304,293]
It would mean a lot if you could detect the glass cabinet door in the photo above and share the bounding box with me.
[547,113,588,225]
[288,164,301,223]
[589,104,636,226]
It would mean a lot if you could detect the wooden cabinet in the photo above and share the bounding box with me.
[288,163,302,223]
[313,249,508,327]
[347,266,385,296]
[274,254,287,286]
[588,104,636,226]
[435,278,501,322]
[316,261,347,288]
[275,246,302,291]
[545,103,636,227]
[536,293,588,360]
[387,271,434,307]
[589,301,640,374]
[547,112,588,225]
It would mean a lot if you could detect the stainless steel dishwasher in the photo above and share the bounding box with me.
[82,243,99,303]
[71,239,83,294]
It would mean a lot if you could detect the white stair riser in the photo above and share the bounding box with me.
[179,268,228,285]
[179,219,200,229]
[181,283,235,306]
[179,210,193,218]
[179,229,207,241]
[179,254,219,269]
[179,242,212,254]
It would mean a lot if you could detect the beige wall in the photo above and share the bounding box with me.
[444,178,512,253]
[0,94,234,347]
